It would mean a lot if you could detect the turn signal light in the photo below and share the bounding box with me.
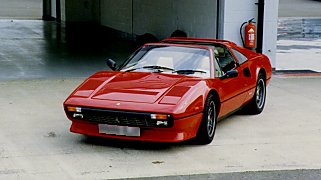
[67,106,82,112]
[151,114,168,120]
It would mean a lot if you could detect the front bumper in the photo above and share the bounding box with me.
[69,113,202,142]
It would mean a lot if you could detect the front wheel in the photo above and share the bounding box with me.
[195,94,217,145]
[245,74,266,114]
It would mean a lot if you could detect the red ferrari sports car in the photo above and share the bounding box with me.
[64,37,272,144]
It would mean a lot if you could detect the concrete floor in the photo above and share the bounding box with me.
[0,20,133,80]
[277,39,321,72]
[0,0,42,19]
[1,76,321,179]
[277,17,321,73]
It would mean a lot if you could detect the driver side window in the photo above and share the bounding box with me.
[214,46,237,73]
[213,57,224,78]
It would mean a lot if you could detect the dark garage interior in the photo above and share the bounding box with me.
[1,0,219,80]
[0,0,135,80]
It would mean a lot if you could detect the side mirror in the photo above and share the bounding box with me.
[106,58,117,71]
[221,69,238,80]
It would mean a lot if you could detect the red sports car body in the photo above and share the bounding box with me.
[64,38,272,144]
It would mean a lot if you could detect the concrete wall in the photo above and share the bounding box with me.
[100,0,132,34]
[51,0,57,18]
[60,0,66,21]
[100,0,217,39]
[222,0,278,68]
[65,0,99,22]
[132,0,174,38]
[175,0,217,38]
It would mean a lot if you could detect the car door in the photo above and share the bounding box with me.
[230,47,256,103]
[212,45,249,117]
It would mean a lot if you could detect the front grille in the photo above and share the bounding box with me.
[84,112,156,127]
[67,107,172,128]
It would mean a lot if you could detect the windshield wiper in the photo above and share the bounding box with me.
[125,67,140,72]
[125,65,174,72]
[174,69,207,74]
[142,65,175,71]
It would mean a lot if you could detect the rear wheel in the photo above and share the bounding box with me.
[245,73,266,114]
[195,94,217,145]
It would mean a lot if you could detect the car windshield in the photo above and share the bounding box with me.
[121,45,211,78]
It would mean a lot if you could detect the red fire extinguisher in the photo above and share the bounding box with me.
[240,18,256,49]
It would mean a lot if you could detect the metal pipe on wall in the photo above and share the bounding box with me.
[216,0,225,39]
[256,0,265,54]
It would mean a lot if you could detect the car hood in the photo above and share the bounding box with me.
[73,71,193,104]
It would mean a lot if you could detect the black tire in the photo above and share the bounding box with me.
[244,73,266,114]
[195,94,217,145]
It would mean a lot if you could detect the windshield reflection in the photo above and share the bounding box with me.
[121,45,211,78]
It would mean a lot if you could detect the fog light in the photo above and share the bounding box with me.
[157,121,168,126]
[73,113,84,119]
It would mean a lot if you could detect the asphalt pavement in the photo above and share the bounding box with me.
[279,0,321,17]
[137,169,321,180]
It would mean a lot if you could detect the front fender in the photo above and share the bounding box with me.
[172,81,211,119]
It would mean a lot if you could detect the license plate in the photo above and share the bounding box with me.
[98,124,140,137]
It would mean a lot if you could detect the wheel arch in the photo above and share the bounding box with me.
[258,68,267,81]
[207,89,221,116]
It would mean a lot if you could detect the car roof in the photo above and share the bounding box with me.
[143,42,214,51]
[161,37,237,47]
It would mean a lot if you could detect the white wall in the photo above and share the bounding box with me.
[100,0,217,39]
[221,0,257,46]
[263,0,278,68]
[222,0,278,68]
